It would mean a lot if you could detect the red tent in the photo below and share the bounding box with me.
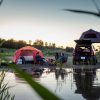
[13,46,44,63]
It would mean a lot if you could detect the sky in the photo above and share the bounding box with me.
[0,0,100,48]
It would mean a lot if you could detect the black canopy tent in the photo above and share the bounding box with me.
[79,29,100,43]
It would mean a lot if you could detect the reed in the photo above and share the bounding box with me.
[0,71,15,100]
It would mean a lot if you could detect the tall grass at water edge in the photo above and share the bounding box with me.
[0,70,15,100]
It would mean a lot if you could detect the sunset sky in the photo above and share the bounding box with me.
[0,0,100,47]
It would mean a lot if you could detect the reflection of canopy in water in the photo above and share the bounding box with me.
[80,29,100,43]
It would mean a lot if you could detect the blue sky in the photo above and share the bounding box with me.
[0,0,100,47]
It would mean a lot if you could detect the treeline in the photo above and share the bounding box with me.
[0,38,73,52]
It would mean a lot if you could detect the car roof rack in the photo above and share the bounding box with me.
[74,39,92,44]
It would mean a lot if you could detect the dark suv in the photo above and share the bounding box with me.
[73,40,97,65]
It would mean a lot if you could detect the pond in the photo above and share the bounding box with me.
[2,67,100,100]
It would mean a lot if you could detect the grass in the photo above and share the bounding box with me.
[42,48,66,57]
[0,70,15,100]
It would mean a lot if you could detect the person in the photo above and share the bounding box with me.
[20,56,25,64]
[35,52,45,65]
[55,52,59,60]
[47,58,55,66]
[59,53,68,63]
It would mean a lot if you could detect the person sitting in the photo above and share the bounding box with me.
[47,58,55,66]
[59,53,68,63]
[35,52,45,65]
[20,56,25,64]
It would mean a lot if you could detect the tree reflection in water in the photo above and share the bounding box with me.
[73,68,100,100]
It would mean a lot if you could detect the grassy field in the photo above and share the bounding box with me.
[1,47,100,67]
[0,48,73,66]
[0,47,69,58]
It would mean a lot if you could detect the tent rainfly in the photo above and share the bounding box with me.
[13,46,44,63]
[79,29,100,43]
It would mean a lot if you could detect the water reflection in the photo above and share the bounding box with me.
[1,68,43,100]
[55,68,68,80]
[2,67,100,100]
[54,68,68,93]
[73,68,100,100]
[14,68,45,84]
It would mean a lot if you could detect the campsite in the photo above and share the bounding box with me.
[0,36,100,100]
[0,29,100,100]
[1,0,100,100]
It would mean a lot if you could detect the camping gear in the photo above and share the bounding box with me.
[80,29,100,43]
[16,59,22,64]
[13,46,44,63]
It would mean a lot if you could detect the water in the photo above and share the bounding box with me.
[2,68,100,100]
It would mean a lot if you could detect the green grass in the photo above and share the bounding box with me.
[42,48,66,57]
[0,71,15,100]
[0,53,13,57]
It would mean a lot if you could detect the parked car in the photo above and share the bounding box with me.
[73,39,97,65]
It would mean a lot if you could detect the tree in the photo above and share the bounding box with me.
[65,46,74,52]
[28,40,32,45]
[45,42,48,47]
[1,39,27,49]
[52,43,56,48]
[16,40,27,48]
[49,43,52,48]
[2,39,15,49]
[33,39,44,49]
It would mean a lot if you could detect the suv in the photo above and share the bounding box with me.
[73,40,97,65]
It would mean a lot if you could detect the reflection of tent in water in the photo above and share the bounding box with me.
[13,46,44,63]
[80,29,100,43]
